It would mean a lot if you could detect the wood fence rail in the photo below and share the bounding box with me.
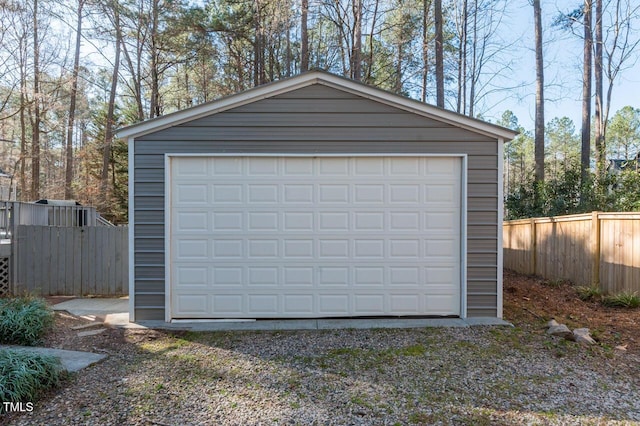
[503,212,640,294]
[12,225,128,296]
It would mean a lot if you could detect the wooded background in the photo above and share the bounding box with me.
[0,0,639,223]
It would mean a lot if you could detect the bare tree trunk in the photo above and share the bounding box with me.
[149,0,161,117]
[286,27,292,76]
[580,0,592,190]
[350,0,362,81]
[19,39,27,200]
[364,0,380,83]
[65,0,84,199]
[434,0,444,108]
[31,0,40,200]
[533,0,545,184]
[101,0,122,207]
[468,0,478,117]
[594,0,604,178]
[253,0,266,85]
[421,0,430,102]
[456,0,467,114]
[395,41,403,93]
[301,0,309,72]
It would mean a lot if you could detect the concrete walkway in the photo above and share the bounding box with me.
[52,297,136,329]
[0,345,106,373]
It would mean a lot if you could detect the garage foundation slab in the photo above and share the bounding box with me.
[136,317,511,331]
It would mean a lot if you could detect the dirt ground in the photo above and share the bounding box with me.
[42,269,640,355]
[503,269,640,354]
[2,270,638,425]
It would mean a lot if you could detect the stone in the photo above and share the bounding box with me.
[547,319,560,328]
[547,323,574,340]
[77,328,107,337]
[71,322,105,330]
[573,328,596,345]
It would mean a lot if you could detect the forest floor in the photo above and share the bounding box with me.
[503,269,640,354]
[3,270,639,425]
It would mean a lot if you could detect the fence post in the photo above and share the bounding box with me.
[529,218,537,275]
[591,211,601,286]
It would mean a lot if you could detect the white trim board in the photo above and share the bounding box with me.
[117,71,518,141]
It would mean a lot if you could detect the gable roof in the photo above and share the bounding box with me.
[116,70,518,141]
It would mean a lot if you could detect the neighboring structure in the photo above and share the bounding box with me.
[607,153,640,175]
[0,200,124,298]
[0,168,13,201]
[118,71,517,322]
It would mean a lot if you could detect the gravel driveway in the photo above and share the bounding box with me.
[5,324,640,425]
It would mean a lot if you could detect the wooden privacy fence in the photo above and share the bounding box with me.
[503,212,640,294]
[13,225,128,296]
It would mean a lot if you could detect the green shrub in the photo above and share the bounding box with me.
[601,292,640,308]
[0,349,63,412]
[576,285,602,301]
[0,296,55,346]
[542,279,566,288]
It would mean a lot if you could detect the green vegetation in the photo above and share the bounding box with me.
[576,285,603,301]
[0,349,64,412]
[542,279,567,288]
[0,296,55,346]
[601,292,640,308]
[502,109,640,220]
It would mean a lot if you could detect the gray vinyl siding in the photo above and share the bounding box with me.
[132,84,501,320]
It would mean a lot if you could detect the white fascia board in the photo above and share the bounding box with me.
[116,75,322,139]
[127,137,135,322]
[315,75,518,141]
[116,71,518,141]
[497,137,505,319]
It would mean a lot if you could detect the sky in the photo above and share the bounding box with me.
[482,0,640,131]
[76,0,639,133]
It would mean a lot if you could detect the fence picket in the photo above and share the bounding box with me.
[13,225,128,296]
[504,212,640,294]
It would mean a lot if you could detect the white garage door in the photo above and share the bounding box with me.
[168,155,463,319]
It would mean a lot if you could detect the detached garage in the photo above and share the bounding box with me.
[118,71,517,323]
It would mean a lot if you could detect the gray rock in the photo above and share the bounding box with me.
[573,328,596,345]
[547,323,574,339]
[77,328,107,337]
[547,319,560,328]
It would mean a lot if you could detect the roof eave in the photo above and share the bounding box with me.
[116,71,519,141]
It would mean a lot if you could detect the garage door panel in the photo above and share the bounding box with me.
[212,294,243,314]
[211,157,243,175]
[170,156,462,318]
[354,267,385,286]
[175,184,208,204]
[284,267,314,286]
[248,294,279,314]
[284,295,314,314]
[176,266,208,287]
[283,239,314,258]
[354,294,385,314]
[175,294,208,315]
[248,267,278,285]
[212,184,243,203]
[212,267,243,286]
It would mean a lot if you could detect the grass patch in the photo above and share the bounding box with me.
[576,285,602,302]
[0,296,55,346]
[601,292,640,308]
[542,278,567,288]
[0,349,64,412]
